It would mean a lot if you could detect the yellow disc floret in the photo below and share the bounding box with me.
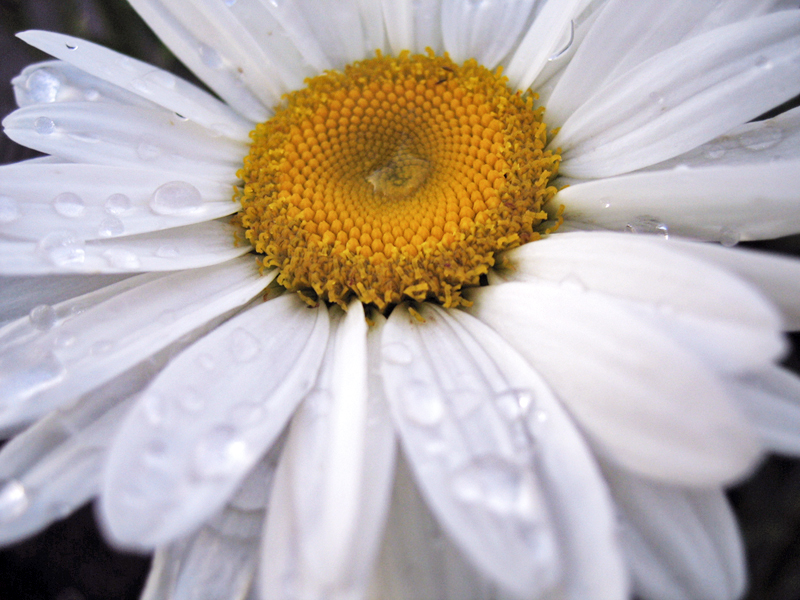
[237,50,560,310]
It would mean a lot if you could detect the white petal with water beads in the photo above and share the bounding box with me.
[383,303,561,597]
[16,31,253,141]
[605,465,745,600]
[469,281,761,486]
[101,294,330,549]
[0,258,269,429]
[260,304,396,600]
[554,12,800,178]
[553,159,800,241]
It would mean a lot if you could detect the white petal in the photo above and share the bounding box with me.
[667,239,800,330]
[381,0,414,56]
[648,105,800,170]
[3,102,246,181]
[606,464,746,600]
[0,220,251,275]
[0,162,240,241]
[100,293,330,548]
[15,32,252,141]
[505,0,593,92]
[728,366,800,456]
[382,303,563,598]
[260,303,396,600]
[468,280,761,486]
[411,0,444,55]
[0,396,133,543]
[125,0,291,121]
[553,160,800,240]
[0,258,270,428]
[441,0,538,69]
[554,12,800,178]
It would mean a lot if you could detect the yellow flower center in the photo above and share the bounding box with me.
[237,51,560,310]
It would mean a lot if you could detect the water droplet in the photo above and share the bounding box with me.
[143,392,172,426]
[67,132,100,144]
[738,127,783,152]
[155,244,180,258]
[547,19,574,62]
[145,70,176,89]
[52,192,85,218]
[98,216,124,237]
[648,91,665,106]
[719,227,740,248]
[401,380,445,426]
[625,216,668,238]
[451,457,533,517]
[91,340,115,355]
[198,44,224,69]
[0,480,29,523]
[383,341,413,365]
[65,43,77,50]
[104,193,132,215]
[495,389,534,420]
[703,144,726,160]
[754,55,773,70]
[25,68,61,103]
[229,328,260,362]
[34,116,56,135]
[0,195,20,223]
[38,231,86,266]
[84,88,100,101]
[193,426,251,479]
[150,181,203,215]
[29,304,56,331]
[103,248,141,270]
[136,140,162,160]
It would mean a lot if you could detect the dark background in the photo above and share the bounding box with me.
[1,1,800,599]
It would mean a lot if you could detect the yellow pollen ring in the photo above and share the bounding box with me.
[237,50,561,310]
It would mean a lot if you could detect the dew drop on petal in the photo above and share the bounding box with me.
[754,55,774,70]
[0,195,20,223]
[29,304,57,331]
[103,248,141,270]
[98,216,124,237]
[719,227,740,248]
[495,388,534,420]
[0,480,29,523]
[703,144,726,160]
[53,192,85,218]
[25,68,61,103]
[65,42,77,50]
[143,392,172,427]
[193,426,251,478]
[451,457,533,517]
[155,244,180,258]
[150,181,203,215]
[34,116,56,135]
[145,70,176,89]
[382,342,414,365]
[229,328,261,362]
[625,216,668,238]
[401,380,445,426]
[198,44,224,69]
[38,231,86,266]
[738,127,782,151]
[104,193,132,215]
[84,89,100,101]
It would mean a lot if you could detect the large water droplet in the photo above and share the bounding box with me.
[0,480,29,523]
[53,192,85,218]
[104,193,132,215]
[402,380,446,426]
[738,127,783,152]
[98,216,124,237]
[29,304,57,331]
[625,216,668,238]
[719,227,740,248]
[229,328,260,362]
[383,341,413,365]
[150,181,203,215]
[25,68,61,103]
[103,248,141,270]
[38,231,86,266]
[451,457,534,517]
[33,116,56,135]
[193,426,251,479]
[0,195,20,223]
[198,44,224,69]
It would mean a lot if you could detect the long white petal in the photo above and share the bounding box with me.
[552,160,800,241]
[554,12,800,178]
[100,294,329,549]
[606,464,746,600]
[14,32,252,141]
[0,258,270,429]
[468,280,761,486]
[260,303,396,600]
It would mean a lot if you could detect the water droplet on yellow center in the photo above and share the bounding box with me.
[237,50,561,309]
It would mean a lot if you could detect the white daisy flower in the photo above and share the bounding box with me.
[2,1,800,599]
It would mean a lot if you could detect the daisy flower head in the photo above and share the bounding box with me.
[3,1,800,599]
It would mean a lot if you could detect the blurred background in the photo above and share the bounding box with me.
[1,1,800,599]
